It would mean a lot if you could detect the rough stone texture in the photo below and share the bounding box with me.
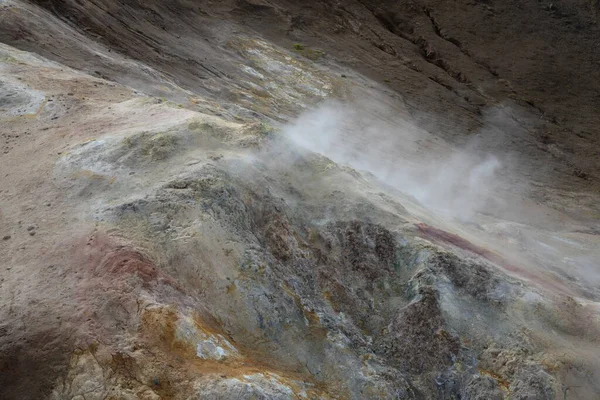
[375,286,461,374]
[463,375,504,400]
[1,0,600,399]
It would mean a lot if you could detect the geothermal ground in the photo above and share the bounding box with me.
[1,0,600,399]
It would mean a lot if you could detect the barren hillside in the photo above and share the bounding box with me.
[1,0,599,399]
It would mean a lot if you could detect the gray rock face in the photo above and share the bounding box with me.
[464,375,504,400]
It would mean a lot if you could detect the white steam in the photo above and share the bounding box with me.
[268,101,600,299]
[283,102,503,221]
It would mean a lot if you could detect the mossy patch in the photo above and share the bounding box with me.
[258,121,278,137]
[120,131,179,161]
[292,43,325,61]
[0,55,18,64]
[141,134,178,160]
[188,120,218,132]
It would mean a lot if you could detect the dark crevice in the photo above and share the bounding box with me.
[428,76,453,91]
[352,0,472,90]
[366,27,398,57]
[414,36,470,85]
[423,6,499,78]
[353,0,417,45]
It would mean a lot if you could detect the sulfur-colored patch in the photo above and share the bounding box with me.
[479,369,511,395]
[71,168,115,182]
[136,306,332,397]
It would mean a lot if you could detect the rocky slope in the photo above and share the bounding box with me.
[1,0,600,399]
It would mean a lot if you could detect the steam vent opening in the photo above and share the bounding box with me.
[1,0,599,398]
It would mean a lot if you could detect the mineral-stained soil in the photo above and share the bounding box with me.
[1,0,600,399]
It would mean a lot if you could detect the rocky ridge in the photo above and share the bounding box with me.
[1,0,600,399]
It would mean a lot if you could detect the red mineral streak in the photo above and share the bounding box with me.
[73,231,182,290]
[415,223,574,296]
